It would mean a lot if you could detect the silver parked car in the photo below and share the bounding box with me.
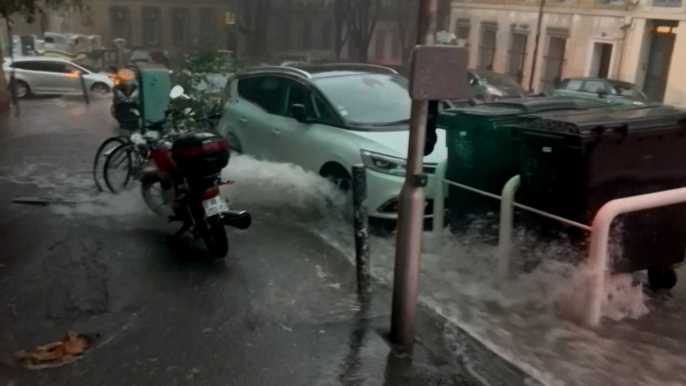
[3,57,114,98]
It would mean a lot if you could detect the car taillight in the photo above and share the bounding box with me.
[199,186,219,200]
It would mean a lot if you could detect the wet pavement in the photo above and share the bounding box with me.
[0,98,534,385]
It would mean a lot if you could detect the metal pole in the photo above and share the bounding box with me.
[528,0,545,92]
[390,0,438,349]
[79,73,90,105]
[581,187,686,327]
[497,175,520,281]
[6,20,19,116]
[352,165,371,297]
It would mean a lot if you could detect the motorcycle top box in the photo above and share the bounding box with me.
[172,132,230,177]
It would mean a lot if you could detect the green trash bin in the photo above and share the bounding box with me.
[439,97,604,233]
[135,63,171,125]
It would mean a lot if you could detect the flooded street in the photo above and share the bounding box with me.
[218,155,686,386]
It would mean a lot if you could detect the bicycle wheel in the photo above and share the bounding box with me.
[104,143,137,194]
[94,136,129,192]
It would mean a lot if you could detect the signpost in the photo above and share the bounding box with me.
[390,0,470,350]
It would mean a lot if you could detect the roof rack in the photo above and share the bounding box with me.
[248,66,312,78]
[304,63,398,75]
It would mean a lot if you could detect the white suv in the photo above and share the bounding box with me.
[218,64,447,224]
[3,57,113,98]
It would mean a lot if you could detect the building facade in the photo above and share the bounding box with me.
[2,0,236,55]
[450,0,686,106]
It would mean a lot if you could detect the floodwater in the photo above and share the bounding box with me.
[222,156,686,386]
[6,151,686,386]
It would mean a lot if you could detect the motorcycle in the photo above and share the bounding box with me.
[139,86,251,258]
[111,68,140,130]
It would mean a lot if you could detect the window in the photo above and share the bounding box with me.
[478,23,497,71]
[507,32,528,85]
[581,80,607,94]
[286,81,316,119]
[321,19,332,49]
[540,33,567,92]
[302,19,312,50]
[142,7,161,46]
[199,8,218,41]
[110,7,131,44]
[375,31,386,60]
[238,76,289,115]
[392,33,401,59]
[172,8,190,47]
[455,19,471,47]
[11,61,42,71]
[564,79,584,91]
[314,74,412,125]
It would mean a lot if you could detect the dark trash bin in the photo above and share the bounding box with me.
[514,104,686,279]
[439,97,604,233]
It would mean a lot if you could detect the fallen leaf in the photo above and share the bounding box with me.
[14,331,95,368]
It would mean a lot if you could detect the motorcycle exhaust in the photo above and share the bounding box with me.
[223,210,251,230]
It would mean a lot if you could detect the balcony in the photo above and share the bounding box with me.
[653,0,682,6]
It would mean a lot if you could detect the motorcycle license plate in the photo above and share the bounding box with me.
[202,196,229,218]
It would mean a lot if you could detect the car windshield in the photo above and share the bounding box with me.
[609,81,648,101]
[474,70,527,95]
[314,74,411,126]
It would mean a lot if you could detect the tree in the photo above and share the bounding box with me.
[338,0,382,63]
[394,0,452,65]
[235,0,271,63]
[0,0,81,114]
[333,0,349,61]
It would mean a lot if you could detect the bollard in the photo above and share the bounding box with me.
[497,175,521,281]
[352,165,371,296]
[9,70,20,117]
[432,159,448,232]
[79,73,90,105]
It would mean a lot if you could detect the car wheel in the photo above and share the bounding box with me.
[321,163,351,192]
[90,83,111,95]
[227,133,243,154]
[14,81,30,99]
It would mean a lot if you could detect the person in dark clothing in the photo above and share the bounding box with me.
[425,100,439,156]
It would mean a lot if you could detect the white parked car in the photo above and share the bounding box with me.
[218,64,447,225]
[3,57,114,98]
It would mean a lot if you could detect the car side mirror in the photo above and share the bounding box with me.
[469,78,479,86]
[290,104,308,123]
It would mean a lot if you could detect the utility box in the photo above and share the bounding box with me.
[135,63,171,125]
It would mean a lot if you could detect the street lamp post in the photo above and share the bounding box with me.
[390,0,439,349]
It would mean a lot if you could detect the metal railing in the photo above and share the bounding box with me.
[432,159,686,327]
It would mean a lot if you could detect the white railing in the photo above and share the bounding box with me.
[432,159,686,326]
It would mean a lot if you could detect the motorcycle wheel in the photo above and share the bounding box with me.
[141,177,174,217]
[203,216,229,258]
[94,136,128,192]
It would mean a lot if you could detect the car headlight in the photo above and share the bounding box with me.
[632,101,645,106]
[361,150,407,176]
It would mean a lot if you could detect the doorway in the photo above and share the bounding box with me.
[644,20,678,102]
[590,42,613,78]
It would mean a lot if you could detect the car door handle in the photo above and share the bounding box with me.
[239,117,248,123]
[272,129,281,135]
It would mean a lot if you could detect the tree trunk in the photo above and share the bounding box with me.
[0,48,9,116]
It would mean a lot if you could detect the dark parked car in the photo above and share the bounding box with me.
[551,77,651,105]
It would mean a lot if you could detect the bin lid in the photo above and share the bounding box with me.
[447,97,604,117]
[522,104,686,134]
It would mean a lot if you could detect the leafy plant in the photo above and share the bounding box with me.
[169,47,245,133]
